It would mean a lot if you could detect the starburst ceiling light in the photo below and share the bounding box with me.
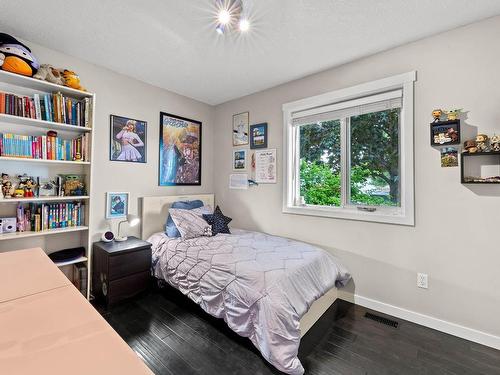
[215,0,251,35]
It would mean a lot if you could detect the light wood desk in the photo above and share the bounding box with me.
[0,248,153,375]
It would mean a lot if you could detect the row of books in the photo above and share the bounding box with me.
[16,202,85,232]
[0,91,93,127]
[0,133,90,161]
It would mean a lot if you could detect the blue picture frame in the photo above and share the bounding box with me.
[106,192,129,219]
[250,123,268,149]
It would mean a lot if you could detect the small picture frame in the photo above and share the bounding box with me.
[232,149,247,171]
[250,123,268,149]
[233,111,249,146]
[106,192,129,219]
[37,177,58,196]
[110,115,147,163]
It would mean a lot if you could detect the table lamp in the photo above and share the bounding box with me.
[115,214,140,242]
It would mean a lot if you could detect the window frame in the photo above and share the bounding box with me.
[282,72,416,226]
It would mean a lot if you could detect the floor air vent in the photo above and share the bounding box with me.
[364,312,399,328]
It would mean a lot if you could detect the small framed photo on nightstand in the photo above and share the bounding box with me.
[106,192,129,219]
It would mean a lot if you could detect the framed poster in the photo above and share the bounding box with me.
[106,192,129,219]
[250,123,268,149]
[159,112,202,186]
[233,111,249,146]
[232,149,247,171]
[110,115,147,163]
[255,149,277,183]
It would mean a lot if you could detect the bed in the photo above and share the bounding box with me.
[141,194,350,375]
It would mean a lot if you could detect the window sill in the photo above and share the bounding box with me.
[282,204,414,226]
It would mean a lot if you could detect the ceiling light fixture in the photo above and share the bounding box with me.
[239,18,250,32]
[214,0,251,35]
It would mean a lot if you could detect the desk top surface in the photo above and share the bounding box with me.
[0,248,153,375]
[0,248,71,303]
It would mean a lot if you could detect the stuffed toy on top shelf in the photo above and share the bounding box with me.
[0,33,39,77]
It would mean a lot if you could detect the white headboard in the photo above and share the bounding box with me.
[140,194,215,240]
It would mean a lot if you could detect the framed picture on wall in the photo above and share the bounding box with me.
[232,149,247,171]
[233,111,249,146]
[110,115,147,163]
[250,123,268,149]
[106,192,129,219]
[159,112,202,186]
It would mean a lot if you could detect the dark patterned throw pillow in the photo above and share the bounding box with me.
[203,206,232,235]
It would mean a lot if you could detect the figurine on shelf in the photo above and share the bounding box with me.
[476,134,489,152]
[490,134,500,152]
[23,177,37,197]
[74,152,82,162]
[14,188,24,198]
[431,109,443,123]
[445,109,462,121]
[464,139,477,153]
[447,128,459,143]
[60,174,86,196]
[1,173,15,199]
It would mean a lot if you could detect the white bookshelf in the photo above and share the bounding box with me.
[0,113,92,133]
[0,195,89,203]
[0,226,89,241]
[0,156,91,165]
[0,71,95,300]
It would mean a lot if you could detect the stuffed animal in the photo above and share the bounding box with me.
[62,70,85,91]
[0,33,39,76]
[33,64,65,85]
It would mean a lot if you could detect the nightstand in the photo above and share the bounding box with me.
[92,236,152,306]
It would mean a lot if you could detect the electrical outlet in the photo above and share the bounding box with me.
[417,273,428,289]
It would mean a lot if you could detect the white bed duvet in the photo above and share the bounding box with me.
[148,229,351,374]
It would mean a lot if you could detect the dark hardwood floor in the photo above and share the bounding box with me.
[99,286,500,375]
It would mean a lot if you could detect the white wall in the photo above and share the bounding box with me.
[18,40,215,243]
[213,16,500,338]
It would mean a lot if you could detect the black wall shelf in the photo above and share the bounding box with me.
[461,151,500,184]
[430,120,460,146]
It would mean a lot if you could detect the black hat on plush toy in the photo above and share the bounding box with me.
[0,32,39,77]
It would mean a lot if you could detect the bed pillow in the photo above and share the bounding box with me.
[169,207,213,239]
[203,206,232,235]
[165,200,204,237]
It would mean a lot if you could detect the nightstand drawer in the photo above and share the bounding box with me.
[108,248,151,280]
[107,271,150,305]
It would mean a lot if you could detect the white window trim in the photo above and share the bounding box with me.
[282,71,416,226]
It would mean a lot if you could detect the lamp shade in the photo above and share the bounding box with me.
[127,214,140,227]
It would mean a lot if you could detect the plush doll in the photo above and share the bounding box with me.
[62,70,86,91]
[33,64,65,85]
[0,33,39,76]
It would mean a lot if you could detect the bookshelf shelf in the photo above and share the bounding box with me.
[54,256,88,268]
[0,70,95,300]
[0,113,92,133]
[0,156,90,165]
[0,226,89,241]
[0,70,92,100]
[0,196,90,204]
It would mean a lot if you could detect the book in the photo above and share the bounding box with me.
[0,90,92,127]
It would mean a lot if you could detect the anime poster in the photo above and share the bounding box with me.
[159,112,202,186]
[110,115,147,163]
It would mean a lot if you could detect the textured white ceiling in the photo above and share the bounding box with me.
[1,0,499,105]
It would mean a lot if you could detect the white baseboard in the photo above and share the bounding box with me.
[340,293,500,350]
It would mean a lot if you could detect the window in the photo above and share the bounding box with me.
[283,72,415,225]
